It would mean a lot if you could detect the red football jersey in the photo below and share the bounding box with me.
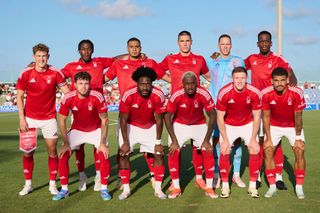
[16,67,66,120]
[119,86,166,129]
[159,53,209,93]
[261,86,306,127]
[62,57,114,93]
[244,52,291,90]
[217,83,261,126]
[167,86,215,125]
[59,90,108,132]
[105,58,165,96]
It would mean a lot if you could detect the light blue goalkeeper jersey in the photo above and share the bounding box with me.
[206,55,245,102]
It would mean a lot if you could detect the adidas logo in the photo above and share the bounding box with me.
[96,160,100,163]
[173,59,180,64]
[197,166,203,169]
[23,169,29,173]
[76,160,80,164]
[253,170,259,174]
[29,78,36,83]
[123,65,129,69]
[60,176,66,179]
[270,100,276,104]
[228,99,235,103]
[276,163,283,166]
[120,176,127,179]
[208,167,214,171]
[180,103,186,108]
[169,168,177,172]
[220,169,227,173]
[297,175,304,178]
[267,174,274,177]
[76,65,82,70]
[51,170,58,174]
[252,61,257,65]
[72,106,78,111]
[132,104,139,108]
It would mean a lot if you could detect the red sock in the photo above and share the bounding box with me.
[294,169,305,185]
[119,169,130,184]
[93,147,100,172]
[48,156,58,181]
[219,154,230,182]
[168,150,180,180]
[274,144,284,175]
[58,152,71,185]
[75,144,85,172]
[249,154,260,182]
[202,150,214,179]
[98,152,110,185]
[259,143,264,171]
[265,169,276,185]
[154,165,165,182]
[193,146,203,176]
[23,155,34,180]
[144,153,154,174]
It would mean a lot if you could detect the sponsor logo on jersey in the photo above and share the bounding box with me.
[72,106,78,111]
[270,100,276,105]
[173,59,180,64]
[47,76,51,84]
[123,65,129,69]
[132,104,139,108]
[192,58,197,64]
[288,97,292,105]
[76,65,82,70]
[88,102,93,111]
[180,103,187,108]
[194,100,199,108]
[29,78,36,83]
[228,99,235,104]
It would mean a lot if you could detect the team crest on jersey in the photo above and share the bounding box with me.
[288,97,292,105]
[268,61,273,69]
[192,58,197,65]
[148,100,152,108]
[246,96,251,104]
[93,62,97,67]
[194,100,199,108]
[47,76,51,84]
[88,102,93,111]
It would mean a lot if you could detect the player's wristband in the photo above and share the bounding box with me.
[155,139,162,145]
[295,135,303,140]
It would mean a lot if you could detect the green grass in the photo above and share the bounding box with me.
[0,111,320,213]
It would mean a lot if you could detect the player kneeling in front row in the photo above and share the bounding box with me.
[53,71,111,201]
[118,66,167,200]
[217,67,261,198]
[262,67,306,199]
[165,72,218,199]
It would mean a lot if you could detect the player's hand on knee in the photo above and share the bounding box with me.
[98,144,109,159]
[248,139,260,154]
[293,140,305,151]
[59,144,71,158]
[220,141,230,155]
[169,141,180,155]
[263,139,273,150]
[155,144,164,156]
[201,141,213,153]
[120,143,130,157]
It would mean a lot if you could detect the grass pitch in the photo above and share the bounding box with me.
[0,111,320,213]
